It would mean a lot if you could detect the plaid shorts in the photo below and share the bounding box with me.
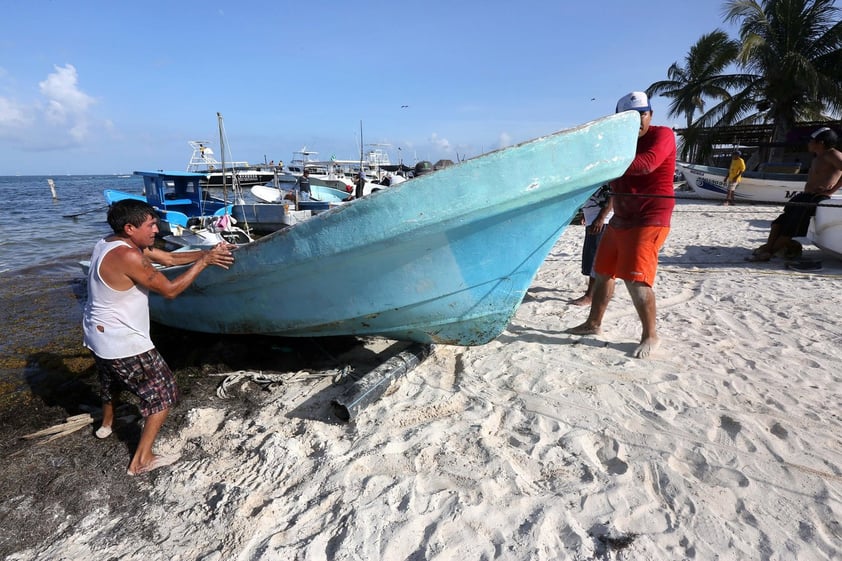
[93,348,179,417]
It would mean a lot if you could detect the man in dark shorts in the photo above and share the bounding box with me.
[83,199,235,476]
[749,127,842,261]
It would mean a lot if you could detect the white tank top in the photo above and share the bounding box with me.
[83,239,155,359]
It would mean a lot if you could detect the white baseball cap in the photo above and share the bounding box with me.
[616,91,652,113]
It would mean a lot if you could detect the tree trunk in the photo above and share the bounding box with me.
[768,116,792,163]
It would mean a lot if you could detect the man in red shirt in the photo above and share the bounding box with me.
[567,91,676,358]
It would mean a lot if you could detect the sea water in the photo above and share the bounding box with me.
[0,175,147,386]
[0,175,147,274]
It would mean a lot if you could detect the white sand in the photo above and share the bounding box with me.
[11,199,842,560]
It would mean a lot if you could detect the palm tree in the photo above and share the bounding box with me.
[721,0,842,160]
[650,0,842,163]
[647,30,741,129]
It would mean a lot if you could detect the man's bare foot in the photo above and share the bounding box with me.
[127,454,180,476]
[566,322,602,335]
[569,295,592,307]
[633,336,660,359]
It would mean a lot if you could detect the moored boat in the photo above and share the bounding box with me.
[678,162,805,203]
[147,112,640,346]
[187,140,277,188]
[231,184,349,235]
[104,170,251,245]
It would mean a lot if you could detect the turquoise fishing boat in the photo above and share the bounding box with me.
[149,112,639,345]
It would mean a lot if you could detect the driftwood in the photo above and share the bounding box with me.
[22,413,94,444]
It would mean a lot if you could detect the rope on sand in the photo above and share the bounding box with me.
[213,367,354,399]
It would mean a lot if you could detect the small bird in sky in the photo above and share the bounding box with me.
[401,105,409,108]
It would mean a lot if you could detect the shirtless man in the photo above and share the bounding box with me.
[83,199,235,476]
[750,127,842,261]
[566,91,676,359]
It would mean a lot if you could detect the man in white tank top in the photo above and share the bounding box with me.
[83,199,235,476]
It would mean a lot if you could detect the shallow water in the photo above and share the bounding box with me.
[0,175,146,274]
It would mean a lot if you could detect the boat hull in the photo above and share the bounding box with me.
[679,163,804,203]
[149,112,640,346]
[203,169,276,188]
[809,195,842,259]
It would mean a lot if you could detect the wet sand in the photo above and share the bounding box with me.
[0,260,387,558]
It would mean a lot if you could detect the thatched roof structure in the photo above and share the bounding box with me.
[675,120,842,169]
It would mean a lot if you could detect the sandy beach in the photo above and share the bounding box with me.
[2,198,842,560]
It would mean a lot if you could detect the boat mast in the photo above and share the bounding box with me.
[217,112,229,209]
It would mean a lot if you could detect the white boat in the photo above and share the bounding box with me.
[808,194,842,259]
[285,146,399,196]
[230,184,348,235]
[285,149,355,193]
[678,162,805,203]
[187,140,277,188]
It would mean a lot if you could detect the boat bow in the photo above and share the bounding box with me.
[150,112,640,345]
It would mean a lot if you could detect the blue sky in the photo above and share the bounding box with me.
[1,0,745,175]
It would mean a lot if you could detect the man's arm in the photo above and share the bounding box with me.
[122,243,234,299]
[589,197,614,234]
[143,244,235,267]
[624,128,674,176]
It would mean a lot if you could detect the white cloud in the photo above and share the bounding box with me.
[39,64,95,126]
[497,132,512,149]
[0,64,100,149]
[0,97,29,128]
[428,132,451,153]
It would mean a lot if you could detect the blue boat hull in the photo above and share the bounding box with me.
[149,113,640,345]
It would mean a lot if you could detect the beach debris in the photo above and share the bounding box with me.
[214,367,353,399]
[588,522,637,555]
[22,413,94,444]
[331,343,434,422]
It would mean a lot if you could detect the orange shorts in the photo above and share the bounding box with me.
[593,225,670,287]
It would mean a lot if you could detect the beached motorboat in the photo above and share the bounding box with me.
[808,194,842,259]
[146,112,640,346]
[678,163,805,203]
[187,140,277,188]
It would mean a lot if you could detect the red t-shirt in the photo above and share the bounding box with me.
[609,125,676,228]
